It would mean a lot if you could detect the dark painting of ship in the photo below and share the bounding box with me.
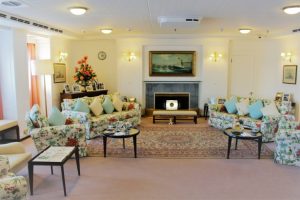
[150,51,195,76]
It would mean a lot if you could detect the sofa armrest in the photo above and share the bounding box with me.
[29,124,87,157]
[123,102,141,111]
[62,110,90,123]
[0,156,9,177]
[0,175,28,199]
[0,142,26,155]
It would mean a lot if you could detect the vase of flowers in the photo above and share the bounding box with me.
[73,56,97,91]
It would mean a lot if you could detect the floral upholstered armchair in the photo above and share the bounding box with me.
[0,156,28,200]
[25,105,88,157]
[274,117,300,167]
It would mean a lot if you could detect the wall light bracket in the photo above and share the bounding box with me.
[209,52,222,62]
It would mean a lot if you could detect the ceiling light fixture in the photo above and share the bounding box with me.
[69,7,88,15]
[283,5,300,15]
[239,29,251,34]
[101,29,112,34]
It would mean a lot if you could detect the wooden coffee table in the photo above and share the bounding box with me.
[28,146,80,196]
[103,128,140,158]
[223,128,262,159]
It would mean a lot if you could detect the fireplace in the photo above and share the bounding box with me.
[154,92,190,110]
[144,81,200,113]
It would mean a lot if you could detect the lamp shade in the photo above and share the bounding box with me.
[33,60,53,75]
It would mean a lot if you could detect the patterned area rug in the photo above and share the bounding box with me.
[87,126,273,159]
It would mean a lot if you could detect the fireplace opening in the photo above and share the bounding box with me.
[154,93,190,110]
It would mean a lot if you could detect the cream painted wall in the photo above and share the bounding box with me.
[50,36,70,108]
[229,37,300,118]
[116,38,229,110]
[68,39,117,93]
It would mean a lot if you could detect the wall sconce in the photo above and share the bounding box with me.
[209,52,223,62]
[281,52,293,62]
[59,51,68,63]
[128,52,137,62]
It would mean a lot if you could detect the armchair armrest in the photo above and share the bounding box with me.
[0,175,28,199]
[0,142,26,155]
[29,124,87,157]
[123,102,141,111]
[62,110,90,123]
[0,156,9,177]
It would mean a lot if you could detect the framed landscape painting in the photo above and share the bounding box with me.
[149,51,196,76]
[53,63,66,83]
[283,65,297,84]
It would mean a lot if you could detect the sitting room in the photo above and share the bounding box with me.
[0,0,300,199]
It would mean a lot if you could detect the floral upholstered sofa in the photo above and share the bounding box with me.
[274,116,300,167]
[25,105,88,157]
[61,94,141,139]
[0,156,28,199]
[208,97,293,142]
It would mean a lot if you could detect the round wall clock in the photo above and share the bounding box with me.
[98,51,107,60]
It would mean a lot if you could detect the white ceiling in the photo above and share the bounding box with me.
[0,0,300,39]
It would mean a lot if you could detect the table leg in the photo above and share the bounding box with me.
[51,165,53,174]
[103,136,107,157]
[153,116,155,123]
[75,146,81,176]
[173,116,176,124]
[61,166,67,196]
[194,116,197,124]
[133,135,137,158]
[235,138,238,150]
[123,138,125,149]
[227,137,232,159]
[258,137,262,159]
[28,163,34,195]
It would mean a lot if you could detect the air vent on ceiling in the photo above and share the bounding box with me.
[32,22,48,29]
[292,28,300,33]
[0,13,7,18]
[1,1,22,7]
[158,16,202,28]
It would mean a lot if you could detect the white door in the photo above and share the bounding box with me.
[229,55,254,97]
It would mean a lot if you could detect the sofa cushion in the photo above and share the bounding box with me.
[248,100,263,119]
[74,99,90,113]
[224,98,237,114]
[89,97,103,116]
[236,98,249,116]
[261,101,280,117]
[112,95,124,112]
[48,107,66,126]
[102,97,115,114]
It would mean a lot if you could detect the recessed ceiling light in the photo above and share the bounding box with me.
[283,5,300,15]
[101,29,112,34]
[239,29,251,34]
[1,1,22,6]
[69,7,88,15]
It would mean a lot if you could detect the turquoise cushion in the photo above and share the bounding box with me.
[48,107,66,126]
[102,97,115,114]
[248,100,263,119]
[74,99,90,113]
[224,98,237,114]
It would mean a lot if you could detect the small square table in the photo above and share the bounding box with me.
[28,146,80,196]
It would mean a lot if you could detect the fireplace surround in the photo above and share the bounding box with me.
[144,81,200,114]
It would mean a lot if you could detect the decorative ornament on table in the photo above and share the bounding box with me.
[73,56,97,91]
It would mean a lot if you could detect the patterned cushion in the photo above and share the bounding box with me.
[236,98,249,116]
[248,100,263,119]
[261,101,280,117]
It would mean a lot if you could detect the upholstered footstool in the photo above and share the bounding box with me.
[153,110,197,124]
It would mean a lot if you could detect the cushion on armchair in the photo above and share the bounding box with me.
[48,107,66,126]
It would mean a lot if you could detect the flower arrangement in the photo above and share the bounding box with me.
[73,56,97,87]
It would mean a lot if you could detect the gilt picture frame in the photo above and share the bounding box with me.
[149,51,196,76]
[283,65,297,84]
[53,63,66,83]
